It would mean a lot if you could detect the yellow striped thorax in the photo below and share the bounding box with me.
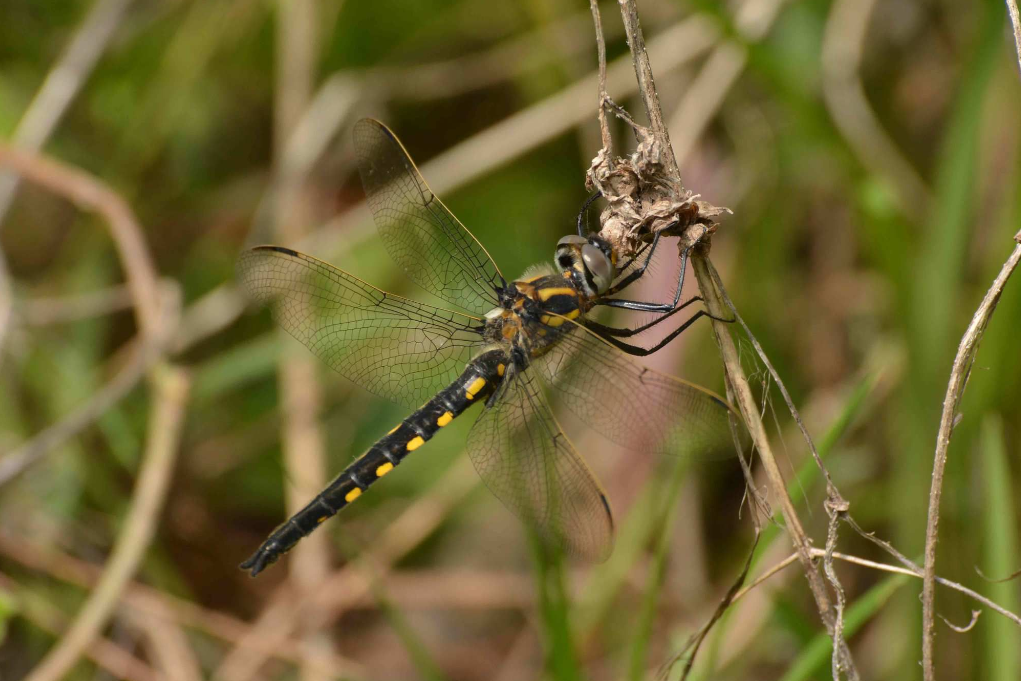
[480,234,615,362]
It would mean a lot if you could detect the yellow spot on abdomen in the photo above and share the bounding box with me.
[376,462,394,477]
[497,363,505,376]
[465,377,486,399]
[407,436,425,451]
[437,412,453,427]
[345,488,362,503]
[317,516,328,523]
[540,314,567,328]
[538,287,577,301]
[564,308,580,320]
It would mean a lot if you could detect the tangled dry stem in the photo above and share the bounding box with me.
[588,1,862,677]
[921,231,1021,679]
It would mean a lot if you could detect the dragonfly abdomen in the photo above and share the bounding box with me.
[240,349,507,576]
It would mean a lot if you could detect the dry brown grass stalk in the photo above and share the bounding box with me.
[0,573,158,681]
[272,3,336,681]
[23,364,190,681]
[0,532,367,676]
[0,146,177,486]
[921,231,1021,679]
[216,458,478,681]
[588,0,862,676]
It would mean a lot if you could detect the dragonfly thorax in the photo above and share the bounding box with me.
[480,268,589,361]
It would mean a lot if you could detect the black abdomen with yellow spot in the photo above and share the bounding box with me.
[240,350,507,576]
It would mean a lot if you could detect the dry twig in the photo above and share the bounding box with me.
[1009,0,1021,79]
[23,365,190,681]
[666,0,786,166]
[19,285,134,325]
[0,146,161,336]
[588,1,860,676]
[731,546,1021,629]
[0,532,366,677]
[0,146,174,486]
[127,603,204,681]
[0,0,136,226]
[217,458,479,681]
[691,256,857,679]
[0,573,158,681]
[922,231,1021,679]
[273,4,336,680]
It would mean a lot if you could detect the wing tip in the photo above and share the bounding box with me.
[600,492,614,533]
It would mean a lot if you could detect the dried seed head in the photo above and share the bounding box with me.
[585,121,729,261]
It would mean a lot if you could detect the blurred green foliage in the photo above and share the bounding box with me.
[2,0,1020,679]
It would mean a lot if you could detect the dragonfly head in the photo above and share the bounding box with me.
[555,234,616,297]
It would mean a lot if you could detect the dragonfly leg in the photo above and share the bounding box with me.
[589,308,735,357]
[586,295,703,338]
[603,232,663,297]
[576,190,603,237]
[601,223,713,312]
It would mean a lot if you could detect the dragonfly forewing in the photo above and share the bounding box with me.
[237,246,484,410]
[354,118,504,316]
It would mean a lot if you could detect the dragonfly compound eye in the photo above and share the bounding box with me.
[555,234,586,272]
[582,243,613,294]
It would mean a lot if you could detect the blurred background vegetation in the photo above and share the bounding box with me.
[1,0,1020,679]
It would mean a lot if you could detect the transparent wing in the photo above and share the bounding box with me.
[535,319,740,459]
[467,370,614,561]
[354,118,504,316]
[237,246,483,410]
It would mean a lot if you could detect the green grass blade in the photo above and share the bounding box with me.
[980,415,1020,681]
[627,457,691,681]
[531,534,584,681]
[371,579,450,681]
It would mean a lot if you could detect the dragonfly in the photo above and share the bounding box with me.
[237,118,740,576]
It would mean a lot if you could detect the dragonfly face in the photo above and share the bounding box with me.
[554,233,617,297]
[236,118,740,576]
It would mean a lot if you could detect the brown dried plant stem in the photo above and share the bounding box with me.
[1009,0,1021,78]
[0,146,161,335]
[23,365,190,681]
[0,532,366,678]
[0,573,158,681]
[0,145,170,487]
[690,253,857,679]
[611,0,858,676]
[617,0,679,179]
[0,0,135,226]
[921,232,1021,679]
[274,3,334,681]
[734,547,1021,628]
